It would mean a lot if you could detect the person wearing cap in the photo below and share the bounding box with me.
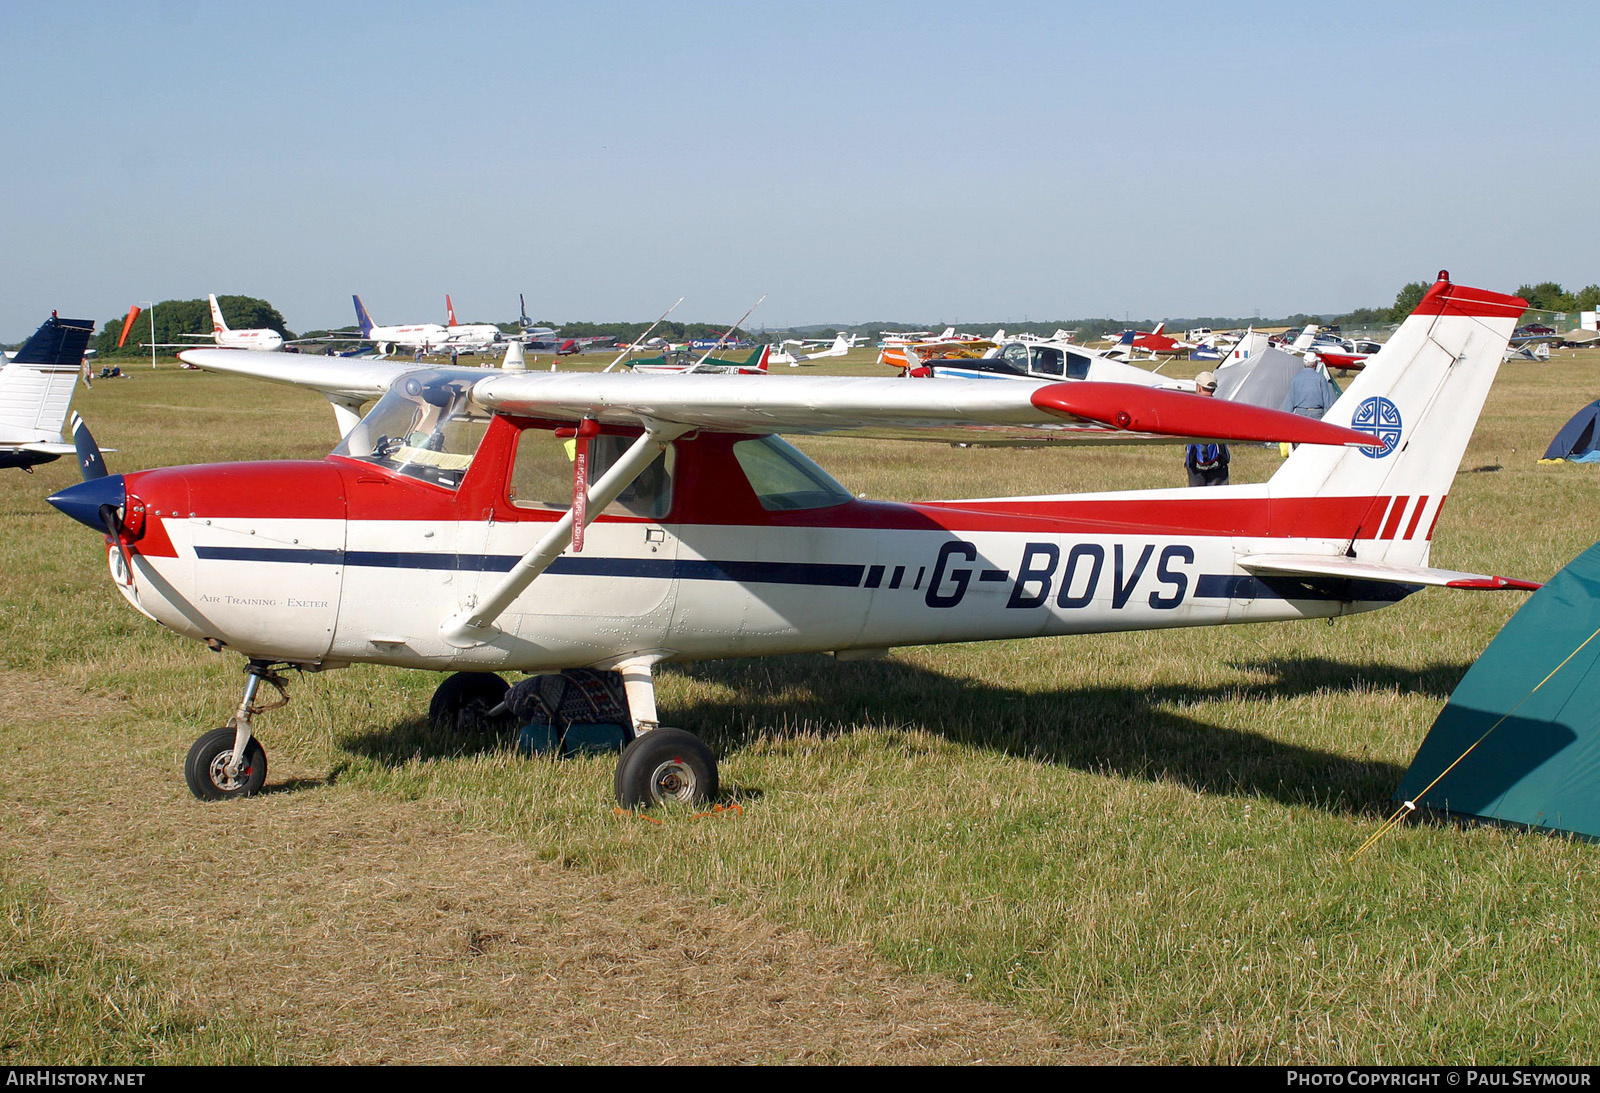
[1283,355,1338,419]
[1184,371,1229,486]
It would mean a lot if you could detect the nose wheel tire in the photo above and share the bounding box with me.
[428,671,510,733]
[184,728,268,801]
[614,728,718,808]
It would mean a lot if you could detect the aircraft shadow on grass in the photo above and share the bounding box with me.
[341,654,1472,817]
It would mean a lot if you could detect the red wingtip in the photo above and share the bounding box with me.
[1030,382,1388,448]
[1445,576,1543,591]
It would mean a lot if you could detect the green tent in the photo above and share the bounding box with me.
[1395,541,1600,839]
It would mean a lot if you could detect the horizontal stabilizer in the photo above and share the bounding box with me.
[17,442,77,455]
[1238,553,1541,591]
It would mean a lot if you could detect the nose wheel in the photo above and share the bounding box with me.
[184,728,268,800]
[184,661,289,801]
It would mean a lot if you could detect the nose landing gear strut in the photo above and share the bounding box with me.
[183,661,291,801]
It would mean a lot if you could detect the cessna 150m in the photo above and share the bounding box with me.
[48,274,1535,808]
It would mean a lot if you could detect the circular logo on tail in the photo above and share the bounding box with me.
[1352,396,1402,458]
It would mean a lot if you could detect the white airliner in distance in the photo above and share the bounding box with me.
[443,295,510,353]
[149,295,285,353]
[350,295,449,355]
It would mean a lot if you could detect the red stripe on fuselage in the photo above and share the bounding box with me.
[122,437,1405,547]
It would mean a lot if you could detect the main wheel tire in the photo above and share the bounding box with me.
[614,728,717,808]
[184,728,268,801]
[428,672,510,733]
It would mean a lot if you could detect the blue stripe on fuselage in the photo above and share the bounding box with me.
[193,545,865,587]
[191,545,1421,603]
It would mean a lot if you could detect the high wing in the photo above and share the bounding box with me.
[178,347,1383,448]
[470,370,1382,448]
[180,348,424,433]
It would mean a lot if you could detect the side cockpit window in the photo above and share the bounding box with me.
[508,428,674,519]
[732,436,853,511]
[334,371,488,490]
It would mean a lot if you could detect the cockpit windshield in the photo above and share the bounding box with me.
[333,370,489,490]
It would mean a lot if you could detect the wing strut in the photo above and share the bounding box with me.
[439,418,690,648]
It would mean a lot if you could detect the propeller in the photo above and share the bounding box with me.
[69,411,107,481]
[48,419,137,586]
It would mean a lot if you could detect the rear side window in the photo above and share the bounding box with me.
[732,436,853,511]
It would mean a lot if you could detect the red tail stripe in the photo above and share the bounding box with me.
[1424,496,1448,541]
[1403,495,1429,540]
[1380,495,1410,540]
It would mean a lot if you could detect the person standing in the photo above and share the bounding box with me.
[1284,356,1338,419]
[1184,371,1229,486]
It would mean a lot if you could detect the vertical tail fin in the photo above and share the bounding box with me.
[352,295,375,338]
[208,294,230,335]
[0,314,94,438]
[1268,272,1525,566]
[446,294,458,327]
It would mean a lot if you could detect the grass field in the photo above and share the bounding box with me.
[3,346,1599,1063]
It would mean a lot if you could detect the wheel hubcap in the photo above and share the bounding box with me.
[207,751,251,792]
[649,758,697,803]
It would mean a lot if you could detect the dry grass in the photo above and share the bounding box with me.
[0,672,1084,1064]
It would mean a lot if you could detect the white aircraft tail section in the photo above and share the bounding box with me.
[208,294,230,335]
[0,315,94,442]
[1267,272,1525,567]
[1290,323,1318,352]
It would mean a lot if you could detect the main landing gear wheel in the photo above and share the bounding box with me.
[614,728,718,809]
[184,728,268,801]
[428,671,510,733]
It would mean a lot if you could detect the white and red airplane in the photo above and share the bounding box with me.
[175,295,284,352]
[1104,322,1196,362]
[441,295,508,353]
[48,273,1535,810]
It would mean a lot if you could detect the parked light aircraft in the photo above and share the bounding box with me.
[1,313,96,470]
[878,328,1000,370]
[628,344,772,375]
[899,337,1196,391]
[48,273,1536,810]
[769,333,855,367]
[174,295,284,351]
[1104,322,1196,362]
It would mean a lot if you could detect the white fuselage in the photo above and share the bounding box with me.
[361,323,452,353]
[109,476,1404,673]
[213,327,285,351]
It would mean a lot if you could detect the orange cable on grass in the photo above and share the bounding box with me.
[612,803,743,825]
[1350,623,1600,861]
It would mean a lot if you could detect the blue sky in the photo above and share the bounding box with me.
[2,1,1596,340]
